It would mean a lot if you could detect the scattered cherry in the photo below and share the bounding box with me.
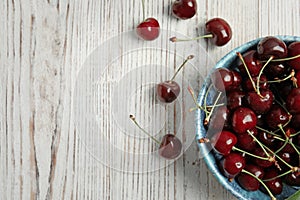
[172,0,197,20]
[157,55,194,103]
[129,115,182,159]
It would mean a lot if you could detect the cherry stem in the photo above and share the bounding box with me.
[232,146,269,160]
[171,55,194,81]
[141,0,145,21]
[275,125,289,154]
[204,84,213,119]
[255,126,281,137]
[129,115,160,144]
[291,130,300,137]
[236,52,257,92]
[170,34,214,43]
[263,169,293,182]
[241,169,276,200]
[267,69,295,83]
[247,130,271,158]
[188,86,209,114]
[204,91,222,125]
[256,56,274,96]
[266,53,300,62]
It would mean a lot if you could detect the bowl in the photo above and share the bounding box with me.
[196,35,300,200]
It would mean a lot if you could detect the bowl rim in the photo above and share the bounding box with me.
[196,35,300,200]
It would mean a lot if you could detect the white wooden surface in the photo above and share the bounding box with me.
[1,0,300,199]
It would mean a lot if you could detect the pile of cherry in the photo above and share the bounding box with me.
[198,36,300,200]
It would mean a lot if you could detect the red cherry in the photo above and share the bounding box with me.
[287,41,300,71]
[257,36,288,59]
[227,90,245,110]
[236,131,257,152]
[220,153,246,178]
[210,130,237,156]
[246,89,274,114]
[261,169,283,195]
[243,75,268,92]
[237,164,265,191]
[265,63,288,79]
[258,131,276,148]
[159,134,182,159]
[291,113,300,129]
[231,70,242,90]
[286,88,300,114]
[157,81,180,103]
[205,18,232,46]
[265,104,290,130]
[295,70,300,87]
[172,0,197,20]
[237,50,262,77]
[253,148,274,168]
[232,107,257,134]
[284,172,300,186]
[136,18,160,41]
[211,68,233,92]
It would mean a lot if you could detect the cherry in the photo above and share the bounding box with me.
[257,36,288,59]
[211,68,233,92]
[265,104,290,130]
[159,134,183,159]
[220,153,246,178]
[237,50,262,77]
[258,131,276,148]
[205,18,232,46]
[231,70,242,90]
[237,164,265,191]
[210,130,237,156]
[286,88,300,114]
[246,89,274,114]
[253,148,274,168]
[243,75,268,92]
[261,169,283,195]
[274,81,293,98]
[236,129,257,152]
[291,113,300,129]
[227,90,245,110]
[136,0,160,41]
[129,115,182,159]
[170,18,232,46]
[287,41,300,71]
[172,0,197,20]
[265,63,288,79]
[295,70,300,87]
[284,172,300,186]
[232,107,257,134]
[208,106,231,130]
[157,55,194,103]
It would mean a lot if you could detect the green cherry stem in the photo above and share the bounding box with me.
[247,130,272,158]
[267,69,295,83]
[256,56,274,96]
[255,125,281,137]
[170,34,214,43]
[129,115,160,144]
[141,0,145,21]
[188,86,209,114]
[171,55,194,81]
[263,169,294,182]
[204,91,222,125]
[232,146,269,160]
[237,52,257,92]
[266,53,300,62]
[241,169,277,200]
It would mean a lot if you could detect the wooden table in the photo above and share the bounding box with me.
[1,0,299,199]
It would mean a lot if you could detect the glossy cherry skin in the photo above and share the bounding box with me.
[159,134,182,159]
[253,148,274,168]
[284,172,300,186]
[227,90,245,110]
[209,106,231,130]
[236,129,257,152]
[291,113,300,129]
[157,81,180,103]
[172,0,197,20]
[211,68,233,91]
[220,153,246,178]
[265,63,288,79]
[232,107,257,134]
[243,75,268,92]
[257,36,288,59]
[261,169,283,195]
[237,164,264,191]
[210,130,237,156]
[295,70,300,87]
[136,18,160,41]
[286,88,300,114]
[265,104,290,129]
[231,70,242,90]
[258,131,276,148]
[238,50,262,77]
[287,41,300,71]
[246,89,274,114]
[205,18,232,46]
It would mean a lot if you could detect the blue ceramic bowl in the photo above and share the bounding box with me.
[196,35,300,200]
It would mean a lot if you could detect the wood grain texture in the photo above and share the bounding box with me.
[0,0,299,199]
